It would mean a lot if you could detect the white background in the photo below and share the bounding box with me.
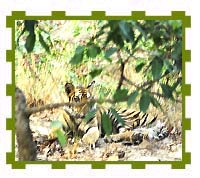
[0,0,198,177]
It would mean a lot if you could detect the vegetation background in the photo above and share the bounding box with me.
[15,20,182,125]
[15,20,182,161]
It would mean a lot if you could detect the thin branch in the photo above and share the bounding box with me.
[139,72,169,89]
[123,76,182,103]
[116,63,125,91]
[26,102,84,116]
[25,99,110,116]
[116,52,131,91]
[123,76,140,88]
[151,92,182,103]
[25,93,181,118]
[24,98,120,117]
[116,51,124,91]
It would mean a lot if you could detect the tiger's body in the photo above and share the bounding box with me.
[56,81,167,148]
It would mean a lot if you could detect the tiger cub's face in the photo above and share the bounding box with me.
[64,81,95,114]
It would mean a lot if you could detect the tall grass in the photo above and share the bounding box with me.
[15,20,182,130]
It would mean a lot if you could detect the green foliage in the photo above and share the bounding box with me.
[16,20,51,53]
[38,33,50,53]
[87,20,182,109]
[104,47,117,59]
[15,20,182,111]
[102,112,112,135]
[118,21,134,42]
[113,89,128,102]
[84,109,97,123]
[151,57,163,80]
[89,68,102,78]
[70,43,101,64]
[25,33,36,53]
[128,90,139,106]
[50,120,63,130]
[163,59,173,73]
[50,120,67,147]
[139,91,151,112]
[104,21,136,48]
[161,84,174,99]
[70,45,85,64]
[56,129,67,147]
[149,95,161,108]
[135,60,146,73]
[86,45,101,58]
[110,108,125,126]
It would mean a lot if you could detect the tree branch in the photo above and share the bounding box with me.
[25,102,86,116]
[116,52,131,91]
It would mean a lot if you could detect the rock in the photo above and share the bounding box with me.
[118,150,125,159]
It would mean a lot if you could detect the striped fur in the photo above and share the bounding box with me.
[61,81,157,145]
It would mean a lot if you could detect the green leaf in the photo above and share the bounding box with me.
[149,95,161,108]
[172,41,182,61]
[161,84,173,99]
[163,59,173,73]
[135,62,145,73]
[99,91,105,103]
[110,108,125,126]
[89,68,102,78]
[102,112,112,136]
[56,129,67,147]
[128,90,138,106]
[113,89,128,102]
[112,33,124,48]
[172,41,182,70]
[39,33,50,53]
[171,77,181,91]
[84,109,97,123]
[25,33,36,53]
[119,21,134,42]
[70,45,85,64]
[86,45,100,58]
[104,47,117,58]
[50,120,63,129]
[50,120,66,147]
[169,20,182,30]
[70,54,83,64]
[24,20,38,33]
[139,92,151,112]
[75,45,85,54]
[151,58,163,79]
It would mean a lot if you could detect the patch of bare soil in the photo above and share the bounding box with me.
[26,111,182,162]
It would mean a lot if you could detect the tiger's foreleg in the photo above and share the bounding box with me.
[106,131,144,145]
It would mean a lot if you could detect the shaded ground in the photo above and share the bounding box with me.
[25,111,182,162]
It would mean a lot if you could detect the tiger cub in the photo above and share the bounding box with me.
[54,81,160,148]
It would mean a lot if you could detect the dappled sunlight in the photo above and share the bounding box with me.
[15,20,182,161]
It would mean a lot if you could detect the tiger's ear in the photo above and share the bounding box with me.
[87,80,95,89]
[65,82,75,96]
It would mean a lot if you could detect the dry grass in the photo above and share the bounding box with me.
[15,20,182,131]
[16,52,68,106]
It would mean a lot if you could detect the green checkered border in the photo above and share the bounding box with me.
[6,11,191,169]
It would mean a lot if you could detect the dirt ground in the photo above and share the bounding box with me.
[24,110,182,162]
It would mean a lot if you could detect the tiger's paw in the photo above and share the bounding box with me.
[131,132,144,145]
